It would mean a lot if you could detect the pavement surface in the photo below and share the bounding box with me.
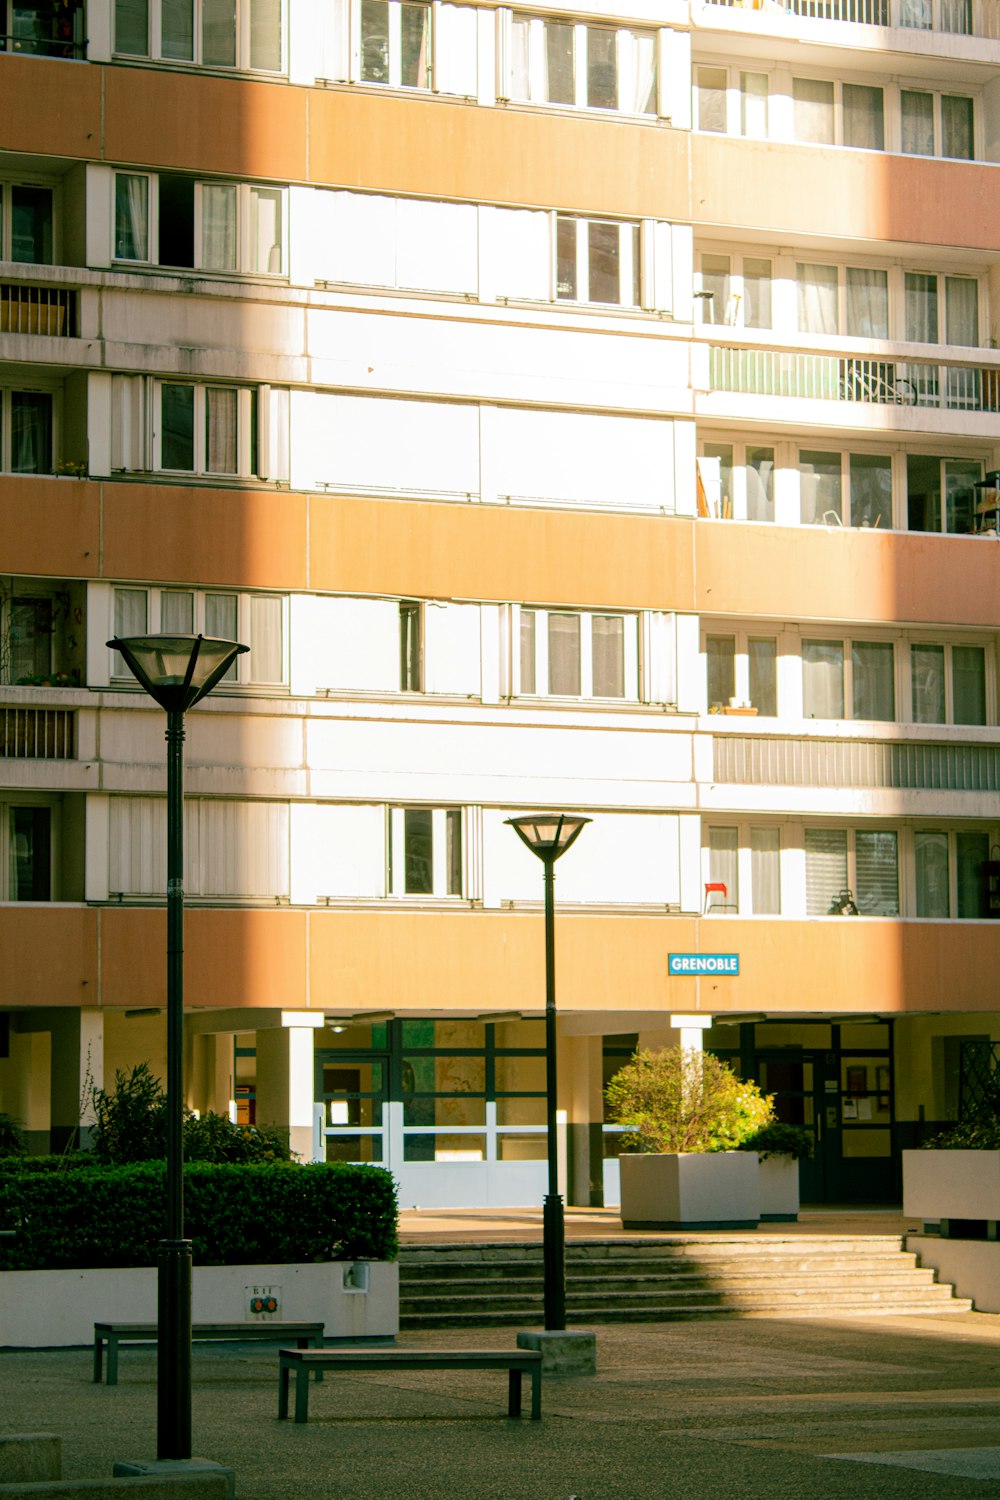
[5,1209,1000,1500]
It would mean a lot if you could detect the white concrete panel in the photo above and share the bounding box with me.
[480,206,551,303]
[86,0,112,59]
[671,224,694,323]
[86,584,114,687]
[310,596,400,692]
[290,0,324,82]
[643,612,676,705]
[673,418,696,517]
[396,198,478,294]
[85,164,113,267]
[87,372,112,478]
[480,604,502,704]
[85,794,110,901]
[433,1,478,96]
[301,393,480,496]
[423,602,481,695]
[287,186,322,287]
[675,614,703,714]
[658,28,691,128]
[678,812,702,913]
[540,813,682,905]
[320,191,397,286]
[99,290,306,364]
[291,802,386,901]
[491,408,673,510]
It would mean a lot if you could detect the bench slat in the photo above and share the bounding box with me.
[277,1347,542,1423]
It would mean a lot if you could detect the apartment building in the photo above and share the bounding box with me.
[1,0,999,1209]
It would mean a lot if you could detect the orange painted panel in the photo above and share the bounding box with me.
[99,908,309,1009]
[309,494,696,610]
[0,908,98,1005]
[0,476,99,578]
[0,57,101,160]
[102,483,309,589]
[103,69,308,181]
[695,524,1000,628]
[694,135,1000,253]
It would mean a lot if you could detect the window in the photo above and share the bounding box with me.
[114,172,285,275]
[707,826,738,911]
[0,0,84,56]
[906,455,981,534]
[699,442,775,522]
[902,89,973,159]
[389,807,463,896]
[0,182,54,264]
[518,608,638,699]
[510,16,656,115]
[799,450,892,530]
[361,0,430,87]
[705,629,777,715]
[399,601,422,691]
[155,383,257,477]
[805,828,899,915]
[802,638,895,721]
[0,389,53,475]
[695,67,768,138]
[556,217,640,307]
[910,641,986,724]
[704,824,781,914]
[114,0,283,71]
[112,586,285,686]
[905,272,979,347]
[913,830,986,919]
[697,252,771,329]
[2,803,53,901]
[793,77,885,149]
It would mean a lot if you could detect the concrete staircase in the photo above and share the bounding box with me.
[398,1236,972,1329]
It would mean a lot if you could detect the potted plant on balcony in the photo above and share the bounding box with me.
[740,1122,813,1222]
[606,1046,773,1230]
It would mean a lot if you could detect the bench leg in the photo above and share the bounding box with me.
[93,1337,104,1384]
[278,1363,290,1420]
[299,1335,323,1381]
[530,1364,541,1421]
[294,1365,310,1424]
[508,1368,522,1419]
[106,1338,119,1387]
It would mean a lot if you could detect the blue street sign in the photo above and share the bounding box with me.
[668,953,740,976]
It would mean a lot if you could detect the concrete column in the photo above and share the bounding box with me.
[255,1013,321,1161]
[49,1008,104,1152]
[564,1035,604,1207]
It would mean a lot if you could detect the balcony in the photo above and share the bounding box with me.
[713,733,1000,790]
[699,0,1000,40]
[0,704,75,759]
[0,285,76,338]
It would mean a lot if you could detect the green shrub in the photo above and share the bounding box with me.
[91,1063,291,1165]
[0,1160,397,1270]
[605,1047,773,1154]
[739,1122,814,1162]
[922,1115,1000,1150]
[0,1113,26,1158]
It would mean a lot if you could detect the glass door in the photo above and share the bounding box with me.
[315,1041,389,1165]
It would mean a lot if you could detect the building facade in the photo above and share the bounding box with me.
[2,0,1000,1208]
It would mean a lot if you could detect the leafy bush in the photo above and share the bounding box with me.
[922,1115,1000,1150]
[0,1159,397,1270]
[0,1113,26,1158]
[605,1047,773,1154]
[91,1063,290,1165]
[740,1122,814,1162]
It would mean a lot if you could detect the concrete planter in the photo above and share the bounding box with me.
[902,1149,1000,1227]
[758,1155,800,1222]
[0,1260,398,1349]
[619,1151,760,1230]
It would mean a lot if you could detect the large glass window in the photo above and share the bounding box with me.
[157,383,256,478]
[707,826,738,911]
[911,641,985,724]
[792,78,835,143]
[391,807,463,897]
[803,640,844,720]
[520,609,636,700]
[707,635,735,711]
[556,216,640,306]
[906,455,981,535]
[116,0,283,70]
[800,450,841,526]
[115,171,285,275]
[509,15,654,114]
[750,827,780,914]
[852,641,894,721]
[8,392,53,475]
[8,807,51,901]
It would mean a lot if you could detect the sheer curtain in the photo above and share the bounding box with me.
[706,635,735,709]
[845,268,888,338]
[852,641,894,721]
[915,831,949,917]
[953,645,986,724]
[548,613,581,695]
[911,644,945,723]
[592,615,624,698]
[802,640,844,718]
[620,30,655,115]
[750,828,780,914]
[748,638,777,714]
[797,264,838,334]
[792,78,834,144]
[799,450,841,526]
[708,827,738,911]
[11,393,52,474]
[945,277,978,346]
[115,173,148,261]
[201,183,237,271]
[519,610,536,693]
[250,187,282,274]
[746,446,774,522]
[942,95,974,160]
[842,84,884,150]
[250,595,284,683]
[250,0,282,70]
[899,0,932,25]
[855,831,899,914]
[905,273,937,342]
[206,592,239,680]
[901,91,934,155]
[160,591,194,632]
[804,829,847,915]
[206,387,238,474]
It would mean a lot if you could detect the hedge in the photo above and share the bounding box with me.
[0,1160,397,1271]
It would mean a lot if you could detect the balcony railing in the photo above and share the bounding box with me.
[714,735,1000,790]
[0,706,75,759]
[700,0,1000,41]
[0,285,76,338]
[708,346,1000,414]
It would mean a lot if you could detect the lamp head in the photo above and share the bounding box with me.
[107,634,248,713]
[505,812,591,864]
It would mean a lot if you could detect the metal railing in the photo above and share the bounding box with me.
[700,0,999,39]
[713,735,1000,791]
[708,346,1000,414]
[0,285,75,338]
[0,706,75,760]
[0,33,85,59]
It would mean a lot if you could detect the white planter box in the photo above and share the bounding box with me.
[903,1149,1000,1225]
[619,1152,760,1230]
[759,1155,799,1223]
[0,1260,398,1349]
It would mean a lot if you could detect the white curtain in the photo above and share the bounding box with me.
[942,95,974,160]
[509,16,531,100]
[915,832,949,918]
[750,828,780,914]
[911,643,945,723]
[519,610,536,693]
[707,827,738,911]
[592,615,624,698]
[740,73,767,137]
[206,592,239,680]
[114,587,148,638]
[792,78,834,144]
[250,594,284,683]
[249,0,282,70]
[901,91,934,155]
[115,173,148,261]
[160,591,194,632]
[206,387,238,474]
[842,84,884,150]
[804,829,847,915]
[201,183,237,271]
[250,187,283,274]
[945,277,978,346]
[746,447,774,523]
[852,641,894,721]
[620,30,656,115]
[548,613,581,695]
[797,264,838,334]
[802,639,844,718]
[905,273,937,343]
[845,268,888,339]
[899,0,932,25]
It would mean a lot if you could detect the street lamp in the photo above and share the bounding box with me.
[107,634,247,1460]
[505,812,589,1330]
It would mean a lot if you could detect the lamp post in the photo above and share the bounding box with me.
[107,634,247,1460]
[505,813,589,1330]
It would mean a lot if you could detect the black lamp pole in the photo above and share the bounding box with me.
[505,813,589,1331]
[107,634,247,1460]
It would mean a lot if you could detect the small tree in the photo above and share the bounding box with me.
[0,1113,26,1158]
[605,1046,773,1154]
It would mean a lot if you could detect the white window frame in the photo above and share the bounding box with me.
[792,260,982,347]
[906,825,995,920]
[701,626,780,716]
[900,85,976,160]
[1,795,60,902]
[356,0,433,89]
[0,383,59,476]
[506,14,657,116]
[110,586,288,688]
[799,633,898,723]
[388,806,464,898]
[702,821,783,916]
[514,606,639,701]
[694,64,769,139]
[153,381,257,478]
[803,825,900,916]
[113,0,287,73]
[555,215,640,308]
[0,176,58,264]
[112,171,287,276]
[904,636,993,725]
[695,248,773,329]
[697,439,778,524]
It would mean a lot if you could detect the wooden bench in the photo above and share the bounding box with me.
[93,1320,325,1386]
[277,1346,542,1424]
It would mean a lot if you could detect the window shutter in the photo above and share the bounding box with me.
[257,385,290,482]
[640,219,673,313]
[855,831,898,916]
[432,2,478,96]
[423,602,482,695]
[657,28,691,128]
[642,611,676,705]
[249,595,284,684]
[318,0,351,79]
[804,829,848,916]
[111,374,149,471]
